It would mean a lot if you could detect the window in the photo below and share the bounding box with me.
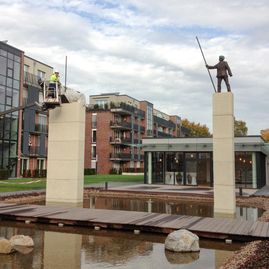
[21,158,29,174]
[7,68,13,78]
[92,113,97,128]
[0,49,7,57]
[92,130,96,143]
[0,75,6,85]
[37,70,45,80]
[92,145,96,159]
[13,80,19,89]
[24,65,29,73]
[0,86,5,104]
[146,105,153,133]
[96,99,108,108]
[37,158,46,170]
[13,62,20,80]
[0,56,7,76]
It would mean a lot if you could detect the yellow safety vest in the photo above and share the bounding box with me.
[50,73,59,82]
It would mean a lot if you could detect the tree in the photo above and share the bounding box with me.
[261,129,269,142]
[234,119,248,136]
[181,119,211,137]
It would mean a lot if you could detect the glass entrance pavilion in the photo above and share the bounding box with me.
[143,136,269,189]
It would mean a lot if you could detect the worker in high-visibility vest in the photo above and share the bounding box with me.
[48,71,61,98]
[50,71,60,83]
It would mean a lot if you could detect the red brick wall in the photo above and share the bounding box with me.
[84,111,114,174]
[96,112,113,174]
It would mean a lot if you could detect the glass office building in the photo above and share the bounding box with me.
[143,136,269,189]
[0,42,23,177]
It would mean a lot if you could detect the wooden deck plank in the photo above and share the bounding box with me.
[0,202,268,241]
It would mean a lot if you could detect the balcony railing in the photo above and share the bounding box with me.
[110,153,132,161]
[110,137,132,144]
[110,121,132,129]
[157,131,174,138]
[29,146,40,156]
[154,115,176,129]
[111,102,145,118]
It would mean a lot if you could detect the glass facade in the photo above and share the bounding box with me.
[150,151,213,186]
[0,43,22,177]
[147,150,266,189]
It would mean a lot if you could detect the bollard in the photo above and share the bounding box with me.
[239,186,243,196]
[105,182,108,190]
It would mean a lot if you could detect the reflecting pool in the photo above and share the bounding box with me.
[84,196,264,221]
[0,222,242,269]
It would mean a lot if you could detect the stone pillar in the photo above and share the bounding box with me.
[147,152,152,184]
[44,231,81,269]
[213,92,236,218]
[46,102,85,205]
[252,153,257,188]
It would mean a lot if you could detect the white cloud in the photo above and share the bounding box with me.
[0,0,268,134]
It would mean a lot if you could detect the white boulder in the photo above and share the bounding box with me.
[10,235,34,247]
[0,238,15,254]
[165,229,200,252]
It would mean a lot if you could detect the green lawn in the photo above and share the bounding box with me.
[0,174,144,193]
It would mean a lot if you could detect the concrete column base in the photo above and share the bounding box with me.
[213,92,236,217]
[46,102,85,205]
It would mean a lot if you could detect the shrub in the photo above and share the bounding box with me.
[26,169,32,178]
[40,169,47,178]
[33,169,40,178]
[0,169,9,180]
[84,168,96,175]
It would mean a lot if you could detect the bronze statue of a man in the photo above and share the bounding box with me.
[206,55,232,92]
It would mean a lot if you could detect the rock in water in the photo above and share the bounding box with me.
[165,229,200,252]
[0,238,15,254]
[10,235,34,247]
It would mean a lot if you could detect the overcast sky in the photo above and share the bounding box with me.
[1,0,268,134]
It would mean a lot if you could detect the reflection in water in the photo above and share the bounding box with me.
[165,250,199,264]
[84,196,263,221]
[0,223,241,269]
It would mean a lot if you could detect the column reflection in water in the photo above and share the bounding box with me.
[44,231,81,269]
[215,250,234,269]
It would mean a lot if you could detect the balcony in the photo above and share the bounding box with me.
[110,153,132,161]
[111,102,145,118]
[133,154,144,161]
[29,146,40,156]
[133,124,146,133]
[110,121,132,130]
[154,115,176,129]
[110,137,132,145]
[157,131,174,138]
[35,124,48,133]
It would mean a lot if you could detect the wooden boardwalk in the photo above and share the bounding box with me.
[0,202,268,241]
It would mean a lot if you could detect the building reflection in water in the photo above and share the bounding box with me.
[84,196,264,221]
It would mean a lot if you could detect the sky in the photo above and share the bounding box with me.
[0,0,268,134]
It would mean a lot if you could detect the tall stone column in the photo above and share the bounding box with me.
[213,92,236,217]
[46,102,85,205]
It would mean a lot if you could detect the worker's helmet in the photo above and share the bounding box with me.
[219,55,225,61]
[54,70,59,74]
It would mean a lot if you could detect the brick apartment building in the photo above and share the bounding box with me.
[85,93,188,174]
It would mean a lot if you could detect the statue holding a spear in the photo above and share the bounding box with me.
[196,36,233,93]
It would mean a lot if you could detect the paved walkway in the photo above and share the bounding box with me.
[108,184,257,197]
[0,183,262,198]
